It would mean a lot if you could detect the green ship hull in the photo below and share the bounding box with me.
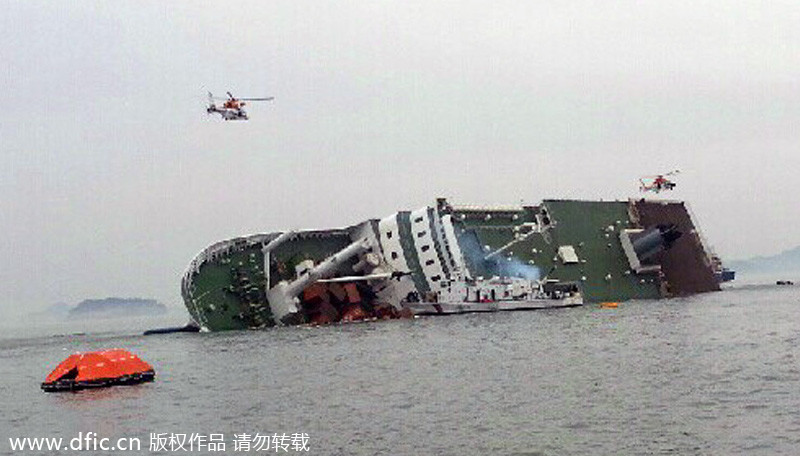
[181,198,722,331]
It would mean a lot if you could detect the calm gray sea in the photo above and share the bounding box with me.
[2,282,799,455]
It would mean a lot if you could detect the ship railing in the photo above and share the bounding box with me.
[683,201,716,266]
[450,205,523,212]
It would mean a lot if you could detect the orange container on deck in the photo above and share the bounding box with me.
[340,304,367,322]
[343,283,361,303]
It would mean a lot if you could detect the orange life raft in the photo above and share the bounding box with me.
[42,349,155,392]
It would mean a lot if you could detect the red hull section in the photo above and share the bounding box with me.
[632,200,720,296]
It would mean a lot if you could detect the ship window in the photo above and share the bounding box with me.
[431,275,441,282]
[425,259,435,266]
[414,216,424,223]
[391,251,398,260]
[421,245,430,252]
[386,231,393,239]
[417,231,427,238]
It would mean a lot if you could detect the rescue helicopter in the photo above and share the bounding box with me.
[206,92,274,121]
[639,170,679,193]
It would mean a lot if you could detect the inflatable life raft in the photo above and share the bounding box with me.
[41,349,155,392]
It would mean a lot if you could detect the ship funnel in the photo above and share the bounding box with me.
[632,224,682,262]
[619,224,683,274]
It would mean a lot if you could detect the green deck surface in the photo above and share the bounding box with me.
[538,200,661,302]
[189,233,354,331]
[268,235,352,285]
[455,200,662,302]
[188,246,268,330]
[188,200,676,331]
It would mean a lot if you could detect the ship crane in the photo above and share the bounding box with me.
[265,238,373,324]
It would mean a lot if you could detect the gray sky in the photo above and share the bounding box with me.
[1,1,798,314]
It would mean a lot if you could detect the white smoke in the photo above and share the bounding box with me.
[457,230,541,280]
[498,258,541,280]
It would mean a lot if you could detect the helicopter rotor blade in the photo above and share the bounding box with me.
[238,97,274,101]
[208,92,231,101]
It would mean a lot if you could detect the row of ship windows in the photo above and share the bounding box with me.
[389,244,432,260]
[386,229,428,239]
[416,220,442,283]
[385,251,445,285]
[386,252,442,277]
[388,217,450,287]
[385,226,439,276]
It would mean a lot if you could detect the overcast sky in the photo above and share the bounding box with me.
[1,1,798,314]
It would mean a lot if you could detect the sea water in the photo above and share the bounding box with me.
[2,281,799,455]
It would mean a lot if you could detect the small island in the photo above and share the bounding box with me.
[67,297,168,319]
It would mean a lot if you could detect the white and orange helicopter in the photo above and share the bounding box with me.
[206,91,274,121]
[639,170,679,193]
